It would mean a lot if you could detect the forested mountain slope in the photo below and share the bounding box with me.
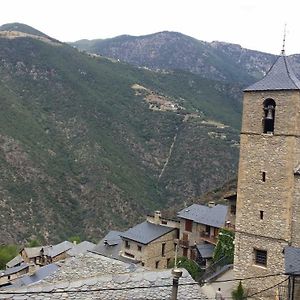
[0,24,242,243]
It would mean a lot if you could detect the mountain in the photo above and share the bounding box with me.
[0,23,47,37]
[0,24,242,244]
[71,31,300,85]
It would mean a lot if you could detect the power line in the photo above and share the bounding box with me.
[0,272,289,296]
[211,272,285,283]
[247,277,289,298]
[0,281,199,295]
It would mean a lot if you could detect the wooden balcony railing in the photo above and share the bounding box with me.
[200,232,218,245]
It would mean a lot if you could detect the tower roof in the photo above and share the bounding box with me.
[244,54,300,91]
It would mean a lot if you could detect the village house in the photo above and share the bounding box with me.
[91,230,133,262]
[0,252,207,299]
[20,241,74,266]
[120,214,179,269]
[0,263,34,287]
[20,246,46,266]
[177,203,232,265]
[6,255,24,269]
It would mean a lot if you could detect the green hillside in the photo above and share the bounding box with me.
[0,25,240,244]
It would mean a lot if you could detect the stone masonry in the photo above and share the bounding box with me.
[234,87,300,298]
[0,252,208,300]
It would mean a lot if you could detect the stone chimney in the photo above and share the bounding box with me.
[208,201,215,208]
[154,210,161,224]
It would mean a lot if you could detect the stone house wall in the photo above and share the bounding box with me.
[178,219,219,258]
[121,229,178,269]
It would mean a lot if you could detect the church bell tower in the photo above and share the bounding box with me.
[234,51,300,297]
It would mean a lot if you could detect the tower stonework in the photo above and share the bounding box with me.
[234,54,300,298]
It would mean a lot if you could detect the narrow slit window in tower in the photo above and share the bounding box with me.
[262,171,266,182]
[260,210,264,220]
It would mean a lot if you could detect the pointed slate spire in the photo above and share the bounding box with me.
[244,54,300,91]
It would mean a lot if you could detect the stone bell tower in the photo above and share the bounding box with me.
[234,51,300,297]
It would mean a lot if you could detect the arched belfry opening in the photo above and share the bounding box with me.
[263,98,276,134]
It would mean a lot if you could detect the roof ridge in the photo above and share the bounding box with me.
[244,54,300,91]
[284,55,300,89]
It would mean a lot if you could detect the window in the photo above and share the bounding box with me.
[260,210,264,220]
[185,219,193,232]
[141,262,145,266]
[231,205,236,215]
[137,245,142,252]
[263,99,276,134]
[162,243,166,257]
[125,252,134,258]
[262,171,266,182]
[125,240,130,249]
[161,220,168,225]
[254,249,267,266]
[155,261,159,269]
[167,258,171,267]
[205,225,211,235]
[183,248,188,257]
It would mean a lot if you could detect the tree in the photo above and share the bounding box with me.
[213,228,235,263]
[0,245,19,269]
[232,281,247,300]
[168,256,203,280]
[27,239,41,247]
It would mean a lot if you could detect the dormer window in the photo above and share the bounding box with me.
[263,99,276,134]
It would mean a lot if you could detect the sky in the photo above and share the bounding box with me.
[1,0,300,55]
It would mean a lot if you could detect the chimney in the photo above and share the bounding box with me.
[73,240,77,245]
[208,201,215,208]
[154,210,161,224]
[104,239,108,246]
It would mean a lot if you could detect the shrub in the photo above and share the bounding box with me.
[232,281,247,300]
[168,256,203,280]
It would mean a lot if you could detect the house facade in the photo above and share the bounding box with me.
[120,219,179,269]
[177,203,230,263]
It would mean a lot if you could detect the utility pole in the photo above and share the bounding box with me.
[171,268,183,300]
[171,244,182,300]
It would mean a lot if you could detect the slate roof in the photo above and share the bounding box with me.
[8,264,59,289]
[91,231,124,259]
[46,241,74,258]
[102,230,123,246]
[196,244,215,259]
[244,54,300,91]
[6,255,24,269]
[67,241,96,257]
[177,204,228,228]
[121,221,176,245]
[0,263,29,277]
[0,253,208,299]
[284,246,300,275]
[21,246,44,259]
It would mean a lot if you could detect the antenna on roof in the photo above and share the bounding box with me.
[281,23,287,55]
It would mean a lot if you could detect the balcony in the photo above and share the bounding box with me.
[200,232,218,245]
